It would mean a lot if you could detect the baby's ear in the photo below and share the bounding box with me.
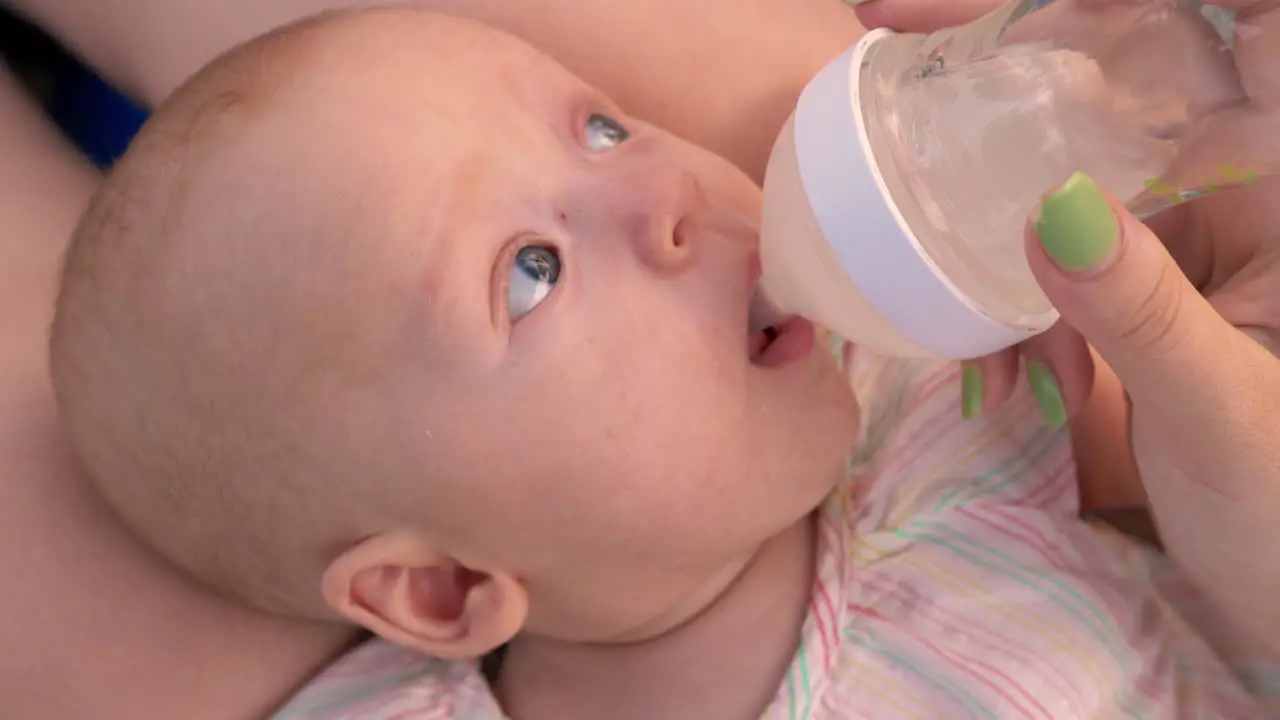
[322,531,527,658]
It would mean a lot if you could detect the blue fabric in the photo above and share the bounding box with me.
[48,66,148,168]
[0,8,148,168]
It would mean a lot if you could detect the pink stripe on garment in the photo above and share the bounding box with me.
[850,603,1052,719]
[852,565,1087,711]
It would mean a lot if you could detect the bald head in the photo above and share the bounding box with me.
[50,9,552,614]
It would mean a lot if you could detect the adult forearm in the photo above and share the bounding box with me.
[0,60,98,326]
[9,0,867,184]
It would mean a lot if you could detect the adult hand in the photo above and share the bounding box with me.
[856,0,1280,656]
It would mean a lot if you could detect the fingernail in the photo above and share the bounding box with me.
[1026,361,1067,429]
[1035,171,1119,272]
[961,363,984,420]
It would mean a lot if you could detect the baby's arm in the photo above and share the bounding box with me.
[11,0,868,184]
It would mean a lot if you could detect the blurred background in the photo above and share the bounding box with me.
[1,6,147,168]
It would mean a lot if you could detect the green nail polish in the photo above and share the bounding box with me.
[961,363,984,420]
[1036,172,1119,271]
[1027,361,1067,429]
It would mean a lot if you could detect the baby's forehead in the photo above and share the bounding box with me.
[248,20,575,176]
[163,10,571,152]
[138,10,590,305]
[179,20,553,183]
[267,29,576,200]
[282,13,568,113]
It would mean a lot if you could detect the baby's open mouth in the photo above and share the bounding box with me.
[749,325,780,361]
[748,315,815,366]
[747,290,813,366]
[748,289,784,361]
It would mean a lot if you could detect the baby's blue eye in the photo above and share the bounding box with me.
[508,245,561,321]
[585,113,629,152]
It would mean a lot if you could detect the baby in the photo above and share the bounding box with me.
[49,8,1274,719]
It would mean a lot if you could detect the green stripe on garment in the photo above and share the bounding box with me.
[796,645,813,718]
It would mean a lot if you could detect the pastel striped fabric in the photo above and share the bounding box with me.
[273,351,1275,719]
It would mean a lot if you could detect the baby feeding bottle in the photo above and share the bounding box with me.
[757,0,1277,359]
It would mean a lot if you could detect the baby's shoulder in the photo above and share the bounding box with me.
[272,639,502,719]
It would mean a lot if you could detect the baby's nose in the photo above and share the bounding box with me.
[615,163,705,274]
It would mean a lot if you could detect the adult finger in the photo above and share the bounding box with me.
[1026,172,1269,422]
[961,322,1094,428]
[1017,322,1095,428]
[960,349,1018,421]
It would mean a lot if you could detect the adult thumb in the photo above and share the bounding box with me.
[1026,172,1255,418]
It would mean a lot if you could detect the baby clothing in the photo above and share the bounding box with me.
[273,350,1276,719]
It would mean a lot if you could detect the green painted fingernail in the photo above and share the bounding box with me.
[1027,361,1067,429]
[961,363,984,420]
[1036,172,1119,271]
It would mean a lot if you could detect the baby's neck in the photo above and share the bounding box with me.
[496,515,817,720]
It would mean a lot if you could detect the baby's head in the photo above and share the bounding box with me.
[50,9,859,657]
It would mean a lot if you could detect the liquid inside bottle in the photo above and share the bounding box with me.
[863,39,1170,326]
[859,0,1246,328]
[759,0,1277,359]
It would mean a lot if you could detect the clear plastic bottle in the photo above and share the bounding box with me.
[758,0,1277,359]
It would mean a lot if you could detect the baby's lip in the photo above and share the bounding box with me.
[745,253,793,360]
[748,291,786,334]
[746,254,788,334]
[751,315,815,367]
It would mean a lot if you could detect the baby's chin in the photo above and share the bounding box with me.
[777,391,860,501]
[780,350,861,455]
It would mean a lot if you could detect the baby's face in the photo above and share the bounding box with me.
[184,17,859,640]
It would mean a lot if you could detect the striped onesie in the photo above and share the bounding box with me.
[273,349,1275,719]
